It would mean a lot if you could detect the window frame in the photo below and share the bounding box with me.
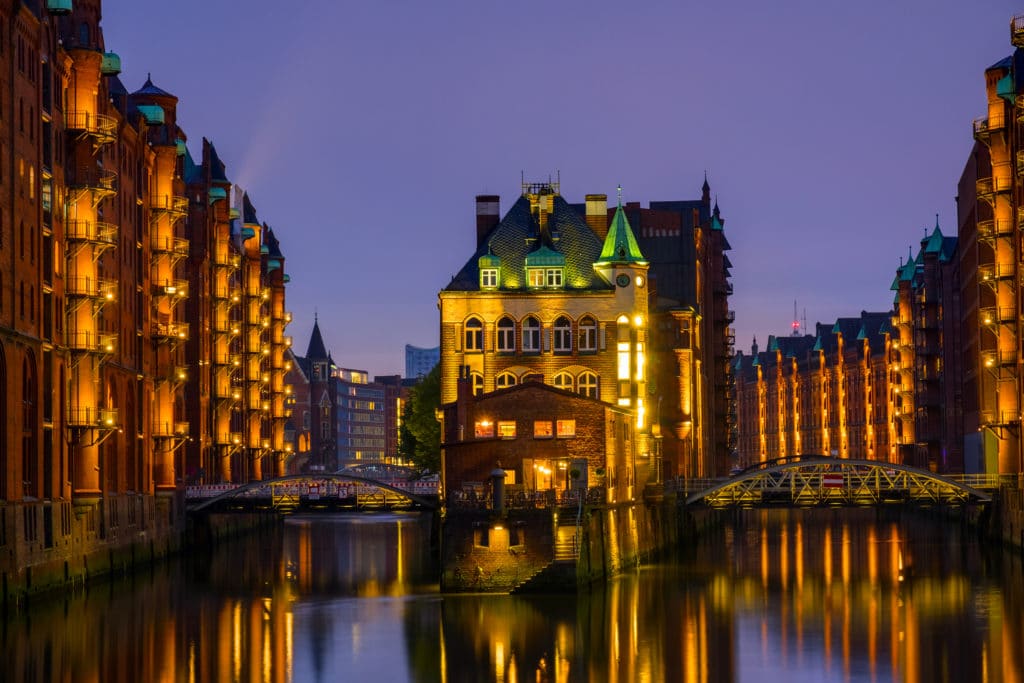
[470,371,484,396]
[495,371,517,389]
[496,316,515,352]
[578,371,599,399]
[522,316,541,353]
[464,317,483,352]
[553,316,572,353]
[480,268,498,289]
[579,316,597,352]
[552,371,574,392]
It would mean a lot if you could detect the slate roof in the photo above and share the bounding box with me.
[207,140,229,183]
[132,74,176,99]
[242,193,259,225]
[264,226,284,259]
[305,318,329,360]
[445,194,609,292]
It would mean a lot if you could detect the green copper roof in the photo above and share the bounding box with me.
[209,187,227,203]
[136,104,164,125]
[900,260,916,282]
[101,52,121,76]
[924,225,944,254]
[998,73,1016,103]
[524,244,566,267]
[47,0,72,15]
[597,204,647,265]
[478,253,501,269]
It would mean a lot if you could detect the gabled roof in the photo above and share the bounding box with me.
[445,194,608,292]
[264,226,284,259]
[207,140,229,183]
[242,192,259,225]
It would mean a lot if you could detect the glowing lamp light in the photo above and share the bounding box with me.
[633,315,643,327]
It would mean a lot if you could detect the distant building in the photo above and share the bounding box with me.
[375,375,411,464]
[334,368,386,465]
[406,344,440,379]
[734,311,893,466]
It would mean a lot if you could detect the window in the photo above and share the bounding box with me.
[495,371,517,389]
[578,372,599,399]
[474,420,494,438]
[553,372,573,392]
[522,316,540,352]
[464,317,483,351]
[528,269,545,287]
[533,421,553,438]
[496,317,515,352]
[579,316,597,352]
[320,421,331,440]
[470,371,483,396]
[497,421,516,438]
[480,268,498,289]
[556,420,576,438]
[545,269,563,287]
[553,316,572,353]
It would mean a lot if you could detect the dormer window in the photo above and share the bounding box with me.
[527,267,563,288]
[481,268,498,289]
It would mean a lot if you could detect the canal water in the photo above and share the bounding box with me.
[3,508,1023,682]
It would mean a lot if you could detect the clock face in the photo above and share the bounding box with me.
[616,273,630,288]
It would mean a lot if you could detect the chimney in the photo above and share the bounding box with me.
[585,194,608,240]
[476,195,500,248]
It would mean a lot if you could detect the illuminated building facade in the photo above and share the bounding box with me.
[439,181,651,492]
[734,312,893,466]
[0,0,292,599]
[960,16,1024,474]
[890,224,962,472]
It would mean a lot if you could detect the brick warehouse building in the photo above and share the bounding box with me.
[0,0,292,600]
[438,178,734,487]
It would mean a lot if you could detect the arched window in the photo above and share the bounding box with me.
[496,317,515,352]
[464,317,483,351]
[579,316,597,352]
[470,371,484,396]
[578,371,599,399]
[522,316,540,353]
[553,316,572,354]
[553,371,573,392]
[495,371,517,389]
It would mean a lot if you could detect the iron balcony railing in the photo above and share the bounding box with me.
[151,234,190,256]
[151,195,189,215]
[67,407,118,428]
[66,276,117,301]
[66,330,117,354]
[152,321,189,341]
[66,219,118,245]
[65,111,117,144]
[153,421,190,438]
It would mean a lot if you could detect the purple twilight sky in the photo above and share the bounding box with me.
[103,0,1015,376]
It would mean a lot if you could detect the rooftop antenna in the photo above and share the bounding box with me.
[792,300,800,337]
[802,308,807,336]
[617,184,623,205]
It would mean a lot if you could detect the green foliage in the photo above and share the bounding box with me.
[399,364,441,473]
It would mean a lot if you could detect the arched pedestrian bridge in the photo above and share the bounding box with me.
[686,456,993,508]
[186,471,440,513]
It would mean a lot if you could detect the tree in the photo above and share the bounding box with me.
[399,364,441,473]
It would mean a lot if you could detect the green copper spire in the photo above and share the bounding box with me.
[596,200,647,265]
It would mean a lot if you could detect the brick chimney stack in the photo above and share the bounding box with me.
[585,194,608,240]
[476,195,500,248]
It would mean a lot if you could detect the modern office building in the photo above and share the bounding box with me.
[405,344,440,379]
[0,0,292,599]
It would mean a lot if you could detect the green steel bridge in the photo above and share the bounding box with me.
[680,456,995,508]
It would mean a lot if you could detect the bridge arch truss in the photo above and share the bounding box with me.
[687,456,992,508]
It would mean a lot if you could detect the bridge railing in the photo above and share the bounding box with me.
[447,487,606,511]
[946,473,1020,491]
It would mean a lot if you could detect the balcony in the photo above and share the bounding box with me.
[152,321,189,342]
[66,219,117,246]
[67,330,117,354]
[977,218,1014,239]
[213,316,240,335]
[67,407,118,428]
[151,234,190,257]
[151,194,189,217]
[66,111,117,146]
[980,306,1017,326]
[979,263,1015,287]
[213,378,240,400]
[982,350,1018,370]
[152,279,189,299]
[67,169,117,204]
[66,276,117,301]
[213,250,241,269]
[215,432,244,447]
[153,421,190,438]
[1014,14,1024,47]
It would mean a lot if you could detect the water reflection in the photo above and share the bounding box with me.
[3,509,1024,682]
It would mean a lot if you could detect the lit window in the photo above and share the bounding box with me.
[474,420,494,438]
[579,316,597,352]
[553,316,572,353]
[496,371,517,389]
[481,268,498,289]
[618,341,630,379]
[497,421,516,438]
[522,316,540,353]
[545,269,563,287]
[464,318,483,351]
[578,372,599,399]
[553,371,573,392]
[528,269,545,287]
[470,371,483,396]
[496,317,515,352]
[556,419,576,438]
[534,421,553,438]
